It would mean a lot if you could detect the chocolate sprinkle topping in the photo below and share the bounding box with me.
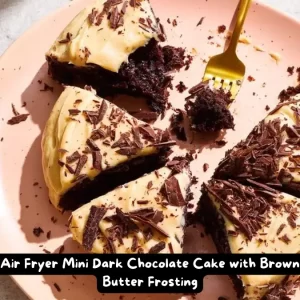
[131,235,139,252]
[277,224,286,235]
[163,176,185,206]
[130,214,169,238]
[92,151,102,170]
[75,155,88,176]
[86,138,100,151]
[82,206,107,251]
[149,241,166,253]
[279,234,291,244]
[168,242,174,253]
[66,151,81,164]
[204,180,282,240]
[69,109,81,116]
[137,200,149,205]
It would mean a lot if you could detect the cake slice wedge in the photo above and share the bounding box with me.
[70,166,191,253]
[200,179,300,300]
[214,95,300,197]
[42,86,174,211]
[46,0,186,114]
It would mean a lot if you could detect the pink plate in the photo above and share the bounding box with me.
[0,0,300,299]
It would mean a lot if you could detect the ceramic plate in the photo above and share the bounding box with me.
[0,0,300,299]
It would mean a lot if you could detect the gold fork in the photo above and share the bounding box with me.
[203,0,252,101]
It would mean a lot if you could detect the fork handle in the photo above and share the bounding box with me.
[227,0,252,53]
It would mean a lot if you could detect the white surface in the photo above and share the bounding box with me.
[0,0,300,299]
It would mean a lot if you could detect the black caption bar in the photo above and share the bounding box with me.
[0,254,299,293]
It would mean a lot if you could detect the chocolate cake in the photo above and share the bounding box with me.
[199,179,300,300]
[214,94,300,197]
[46,0,186,114]
[70,166,191,253]
[42,86,175,211]
[185,82,234,132]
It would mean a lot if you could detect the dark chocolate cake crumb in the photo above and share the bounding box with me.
[287,66,295,76]
[184,54,193,70]
[51,216,57,224]
[0,137,3,142]
[46,231,51,239]
[33,227,44,237]
[265,105,270,111]
[203,163,209,172]
[279,84,300,102]
[170,109,187,141]
[215,139,227,146]
[176,81,187,93]
[218,25,226,33]
[43,249,51,254]
[185,83,234,132]
[172,19,177,27]
[53,283,61,292]
[7,114,30,125]
[247,75,255,82]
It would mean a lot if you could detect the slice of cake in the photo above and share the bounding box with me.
[46,0,186,114]
[214,96,300,197]
[70,166,191,253]
[199,179,300,300]
[42,86,175,211]
[185,82,235,132]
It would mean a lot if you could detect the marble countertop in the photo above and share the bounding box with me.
[0,0,300,299]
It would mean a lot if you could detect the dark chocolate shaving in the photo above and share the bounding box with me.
[168,242,174,253]
[69,109,81,116]
[92,151,102,170]
[131,110,158,122]
[82,206,107,251]
[75,155,88,176]
[130,215,169,238]
[66,151,81,164]
[163,176,185,206]
[7,114,29,125]
[148,241,166,253]
[87,138,100,151]
[116,147,138,156]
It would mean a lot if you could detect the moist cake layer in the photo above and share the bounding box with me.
[46,0,186,113]
[200,179,300,300]
[42,86,174,210]
[214,94,300,197]
[46,0,163,72]
[70,166,191,253]
[185,82,234,132]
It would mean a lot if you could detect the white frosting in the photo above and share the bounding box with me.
[207,183,300,300]
[42,86,163,209]
[46,0,162,72]
[70,167,190,253]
